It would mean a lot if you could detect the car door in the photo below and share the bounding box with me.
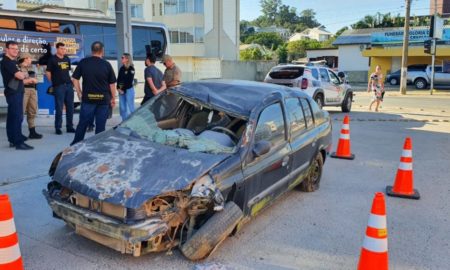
[284,97,313,189]
[319,68,339,104]
[328,69,345,103]
[243,102,292,216]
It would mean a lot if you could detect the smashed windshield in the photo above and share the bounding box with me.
[119,93,236,154]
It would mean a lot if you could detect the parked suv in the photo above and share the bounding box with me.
[264,64,353,112]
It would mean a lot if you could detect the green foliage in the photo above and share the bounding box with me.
[276,44,288,63]
[259,0,281,25]
[244,32,284,50]
[286,39,332,60]
[240,48,264,61]
[351,13,430,29]
[335,26,349,37]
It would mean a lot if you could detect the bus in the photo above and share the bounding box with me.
[0,7,169,111]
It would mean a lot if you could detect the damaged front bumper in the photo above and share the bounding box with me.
[43,190,170,256]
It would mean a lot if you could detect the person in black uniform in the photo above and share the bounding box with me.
[46,42,75,135]
[71,41,116,145]
[0,41,34,150]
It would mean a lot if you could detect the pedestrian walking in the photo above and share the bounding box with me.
[0,41,34,150]
[71,41,116,145]
[367,65,385,112]
[141,54,165,105]
[161,54,181,89]
[117,53,135,121]
[46,42,75,134]
[18,53,43,139]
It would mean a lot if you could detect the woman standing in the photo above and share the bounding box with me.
[19,53,43,139]
[367,65,385,112]
[117,53,135,121]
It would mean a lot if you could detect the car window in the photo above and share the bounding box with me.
[310,68,319,80]
[285,98,306,137]
[254,103,286,146]
[328,70,340,84]
[309,98,326,125]
[435,66,443,72]
[300,99,314,129]
[319,68,330,82]
[269,66,305,79]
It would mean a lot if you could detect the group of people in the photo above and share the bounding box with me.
[1,40,181,150]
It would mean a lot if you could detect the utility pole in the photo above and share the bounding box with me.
[400,0,411,95]
[430,0,437,95]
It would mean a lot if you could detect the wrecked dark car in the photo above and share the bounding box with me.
[43,80,332,260]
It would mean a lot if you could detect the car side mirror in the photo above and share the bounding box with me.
[252,140,271,157]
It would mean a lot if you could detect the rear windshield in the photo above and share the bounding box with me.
[269,66,305,79]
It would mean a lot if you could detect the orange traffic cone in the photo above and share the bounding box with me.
[358,192,388,270]
[386,137,420,200]
[0,194,24,270]
[330,115,355,160]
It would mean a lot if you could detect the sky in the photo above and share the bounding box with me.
[240,0,431,33]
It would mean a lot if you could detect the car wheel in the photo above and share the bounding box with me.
[181,201,243,261]
[299,152,324,192]
[341,92,352,113]
[414,78,427,89]
[389,78,398,85]
[314,94,324,109]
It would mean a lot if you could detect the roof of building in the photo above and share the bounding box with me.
[301,27,332,35]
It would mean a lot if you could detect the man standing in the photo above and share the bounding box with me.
[0,41,33,150]
[161,54,182,89]
[141,54,165,105]
[46,42,75,135]
[71,41,116,145]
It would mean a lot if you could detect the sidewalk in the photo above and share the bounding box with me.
[350,82,450,95]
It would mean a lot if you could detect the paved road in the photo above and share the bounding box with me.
[0,93,449,270]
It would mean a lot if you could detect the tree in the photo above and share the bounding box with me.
[240,48,264,61]
[260,0,281,25]
[335,26,349,37]
[299,9,321,28]
[244,32,284,50]
[276,44,288,63]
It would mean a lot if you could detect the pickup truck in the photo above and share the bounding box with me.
[404,65,450,89]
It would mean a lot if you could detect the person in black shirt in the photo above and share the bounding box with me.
[0,41,33,150]
[46,42,75,135]
[117,53,135,121]
[71,41,117,145]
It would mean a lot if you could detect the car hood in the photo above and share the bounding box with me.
[53,129,230,208]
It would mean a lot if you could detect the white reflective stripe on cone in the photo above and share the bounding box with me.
[0,243,21,265]
[341,124,350,130]
[0,219,16,237]
[402,149,412,157]
[367,214,387,229]
[398,162,413,171]
[340,133,350,140]
[362,236,388,253]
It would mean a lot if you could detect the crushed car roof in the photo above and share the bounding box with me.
[171,79,304,118]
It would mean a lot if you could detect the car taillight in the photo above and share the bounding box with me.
[300,78,308,89]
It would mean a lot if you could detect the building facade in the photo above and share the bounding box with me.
[289,27,332,42]
[11,0,240,81]
[430,0,450,17]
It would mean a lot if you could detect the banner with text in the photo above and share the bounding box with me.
[371,27,450,44]
[0,29,84,64]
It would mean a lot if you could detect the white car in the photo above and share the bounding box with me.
[264,64,353,112]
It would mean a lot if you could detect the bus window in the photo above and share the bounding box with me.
[132,27,148,59]
[103,26,118,58]
[80,24,102,56]
[59,23,75,34]
[149,28,165,57]
[24,20,59,32]
[0,19,17,29]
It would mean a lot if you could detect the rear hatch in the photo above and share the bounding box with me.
[265,66,305,87]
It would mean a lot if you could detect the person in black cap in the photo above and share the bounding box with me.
[46,42,75,135]
[71,41,116,145]
[1,41,34,150]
